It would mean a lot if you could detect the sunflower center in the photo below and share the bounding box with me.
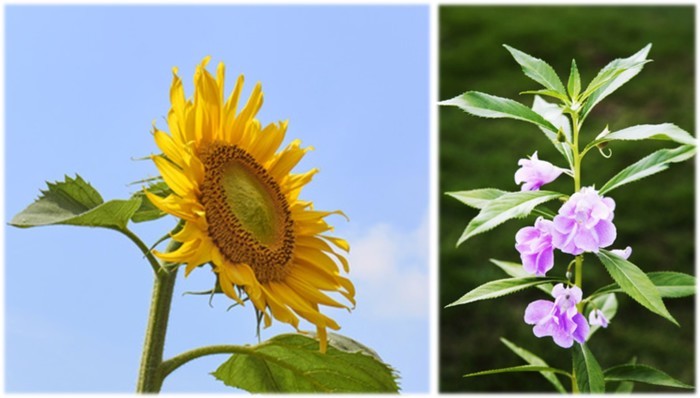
[199,143,294,283]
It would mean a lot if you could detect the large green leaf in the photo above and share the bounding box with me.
[9,175,141,231]
[500,338,567,393]
[599,145,696,194]
[596,250,678,326]
[439,91,558,132]
[572,344,605,393]
[586,123,696,154]
[211,333,399,393]
[446,277,564,307]
[489,259,553,294]
[614,357,637,393]
[604,364,693,389]
[585,293,618,339]
[457,190,563,245]
[580,44,652,119]
[503,44,567,95]
[590,271,695,300]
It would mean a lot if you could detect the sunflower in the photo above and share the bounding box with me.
[146,57,355,352]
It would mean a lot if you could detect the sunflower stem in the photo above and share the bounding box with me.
[136,239,180,393]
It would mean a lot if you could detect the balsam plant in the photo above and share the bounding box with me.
[440,44,695,392]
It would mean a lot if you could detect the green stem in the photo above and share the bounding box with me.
[136,239,180,393]
[160,344,251,380]
[118,227,163,275]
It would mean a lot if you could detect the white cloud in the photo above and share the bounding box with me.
[346,214,429,320]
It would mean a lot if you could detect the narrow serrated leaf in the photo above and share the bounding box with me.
[446,277,564,307]
[581,44,652,119]
[500,338,567,393]
[439,91,558,132]
[572,344,605,393]
[457,190,562,245]
[520,89,569,102]
[211,333,399,393]
[591,271,695,300]
[604,364,693,389]
[586,123,695,153]
[10,175,141,231]
[503,44,567,94]
[531,96,574,168]
[464,364,571,379]
[567,59,581,99]
[446,188,508,209]
[596,250,678,326]
[489,259,553,294]
[599,145,695,194]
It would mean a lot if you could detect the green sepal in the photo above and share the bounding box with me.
[446,276,565,307]
[130,181,171,223]
[572,344,605,393]
[596,250,678,326]
[500,338,567,393]
[9,174,141,231]
[211,333,399,393]
[604,364,693,389]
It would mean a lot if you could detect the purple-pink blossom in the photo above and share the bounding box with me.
[524,283,589,348]
[515,217,555,276]
[551,187,617,255]
[515,151,565,191]
[589,309,609,328]
[611,246,632,260]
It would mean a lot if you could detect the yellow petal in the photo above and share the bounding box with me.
[151,155,195,197]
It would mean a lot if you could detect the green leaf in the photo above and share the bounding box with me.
[489,259,552,294]
[500,338,567,393]
[446,188,508,209]
[604,364,693,389]
[212,333,399,393]
[130,181,171,223]
[585,293,618,338]
[599,145,696,194]
[567,59,581,100]
[614,357,637,393]
[591,271,695,300]
[596,250,678,326]
[446,277,564,307]
[503,44,567,95]
[439,91,558,132]
[580,44,652,119]
[572,344,605,393]
[457,190,563,245]
[464,365,571,379]
[520,89,569,102]
[9,175,141,231]
[586,123,696,153]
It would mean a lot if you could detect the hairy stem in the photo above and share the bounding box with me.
[136,239,180,393]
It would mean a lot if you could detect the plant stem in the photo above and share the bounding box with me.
[160,344,252,380]
[136,239,180,393]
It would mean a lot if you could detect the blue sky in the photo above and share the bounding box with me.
[5,5,430,393]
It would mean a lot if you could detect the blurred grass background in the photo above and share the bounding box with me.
[439,5,694,392]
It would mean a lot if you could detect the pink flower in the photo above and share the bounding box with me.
[515,217,555,276]
[524,284,589,348]
[611,246,632,260]
[515,151,565,191]
[589,309,609,328]
[552,187,617,255]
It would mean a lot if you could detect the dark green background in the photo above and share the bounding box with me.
[439,6,695,392]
